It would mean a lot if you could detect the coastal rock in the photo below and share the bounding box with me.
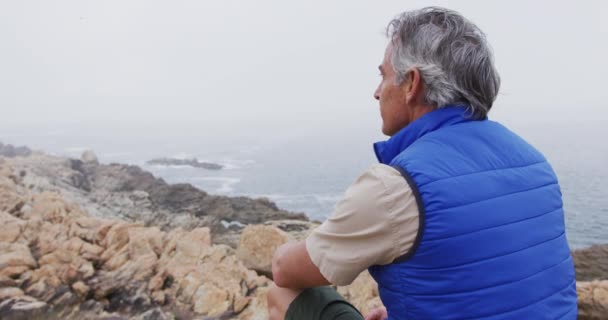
[0,181,24,214]
[237,287,269,320]
[577,280,608,320]
[573,244,608,281]
[0,242,37,278]
[235,220,319,275]
[0,211,26,243]
[2,147,307,241]
[0,288,24,300]
[337,271,383,316]
[236,225,290,275]
[81,150,99,165]
[265,219,319,241]
[0,142,32,158]
[131,308,173,320]
[0,297,49,320]
[0,163,273,318]
[146,157,223,170]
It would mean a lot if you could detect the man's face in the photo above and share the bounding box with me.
[374,44,411,136]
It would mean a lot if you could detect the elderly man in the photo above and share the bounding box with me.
[267,7,577,320]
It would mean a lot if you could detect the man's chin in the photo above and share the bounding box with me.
[382,125,396,137]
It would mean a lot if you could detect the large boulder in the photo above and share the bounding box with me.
[235,220,319,276]
[236,225,290,276]
[0,242,37,278]
[80,150,99,165]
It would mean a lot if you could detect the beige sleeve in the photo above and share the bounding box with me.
[306,164,419,286]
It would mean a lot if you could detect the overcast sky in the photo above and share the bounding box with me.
[1,0,607,140]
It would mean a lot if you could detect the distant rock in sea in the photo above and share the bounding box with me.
[146,157,223,170]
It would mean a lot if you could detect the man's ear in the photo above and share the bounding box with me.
[403,68,423,104]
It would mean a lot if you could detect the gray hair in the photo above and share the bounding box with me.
[387,7,500,119]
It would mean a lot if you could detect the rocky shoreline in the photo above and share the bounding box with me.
[0,143,606,319]
[0,145,306,248]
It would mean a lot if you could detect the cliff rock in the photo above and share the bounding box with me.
[1,148,306,246]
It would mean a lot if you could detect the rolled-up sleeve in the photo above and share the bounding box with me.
[306,164,419,286]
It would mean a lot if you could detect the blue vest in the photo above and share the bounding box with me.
[369,107,577,320]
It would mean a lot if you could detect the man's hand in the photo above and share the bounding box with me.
[364,306,388,320]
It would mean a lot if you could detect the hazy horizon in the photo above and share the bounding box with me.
[1,0,607,143]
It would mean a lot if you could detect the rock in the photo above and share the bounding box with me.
[48,286,78,305]
[67,158,93,192]
[337,271,383,316]
[149,228,264,317]
[72,281,90,297]
[234,295,251,313]
[0,287,24,300]
[0,143,32,158]
[577,280,608,320]
[80,299,105,313]
[0,182,371,320]
[573,244,608,281]
[0,297,49,320]
[131,308,173,320]
[236,225,290,276]
[0,183,25,214]
[0,242,37,278]
[265,220,319,241]
[237,287,269,320]
[0,275,18,287]
[0,212,26,243]
[192,283,230,316]
[98,311,129,320]
[146,157,223,170]
[150,290,165,305]
[26,192,85,224]
[2,146,307,240]
[81,150,99,165]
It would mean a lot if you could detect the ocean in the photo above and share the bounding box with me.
[2,120,606,249]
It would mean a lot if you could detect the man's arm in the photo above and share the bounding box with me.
[272,164,419,289]
[271,240,330,289]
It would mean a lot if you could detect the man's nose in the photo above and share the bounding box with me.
[373,87,380,101]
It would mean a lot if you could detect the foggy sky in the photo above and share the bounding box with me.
[1,0,607,140]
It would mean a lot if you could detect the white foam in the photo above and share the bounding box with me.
[191,177,241,194]
[244,192,343,204]
[202,158,256,170]
[145,164,190,170]
[220,220,246,229]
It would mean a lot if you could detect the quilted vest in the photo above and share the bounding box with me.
[369,106,577,319]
